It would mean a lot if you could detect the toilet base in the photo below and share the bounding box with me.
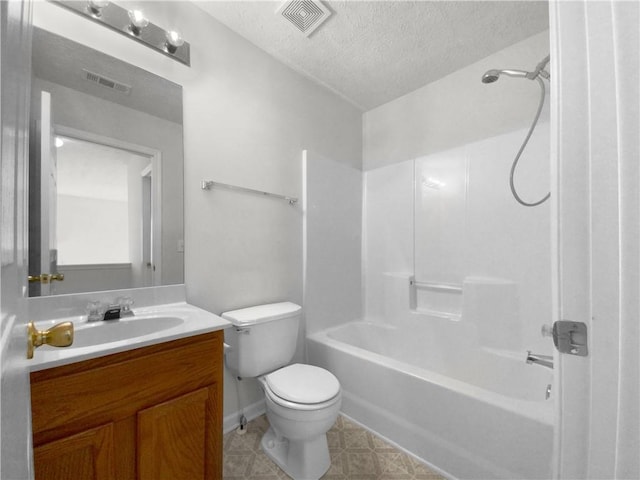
[261,426,330,480]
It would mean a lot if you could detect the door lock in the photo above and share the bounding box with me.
[552,321,588,356]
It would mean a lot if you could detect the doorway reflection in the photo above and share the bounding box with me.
[52,133,159,294]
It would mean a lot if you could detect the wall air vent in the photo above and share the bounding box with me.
[276,0,332,37]
[82,69,131,95]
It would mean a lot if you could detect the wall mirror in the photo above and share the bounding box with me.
[28,27,184,296]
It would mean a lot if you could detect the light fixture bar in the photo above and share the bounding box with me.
[51,0,191,66]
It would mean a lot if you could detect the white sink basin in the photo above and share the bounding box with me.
[68,316,185,348]
[30,302,230,372]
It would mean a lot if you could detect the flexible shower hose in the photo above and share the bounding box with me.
[509,76,550,207]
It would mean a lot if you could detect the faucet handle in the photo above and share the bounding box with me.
[86,301,104,321]
[117,296,135,313]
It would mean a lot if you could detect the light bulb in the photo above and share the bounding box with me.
[165,30,184,53]
[55,137,64,148]
[87,0,109,16]
[128,9,149,35]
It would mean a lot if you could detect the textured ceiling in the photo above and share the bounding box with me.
[196,1,549,111]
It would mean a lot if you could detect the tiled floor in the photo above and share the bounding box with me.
[223,414,445,479]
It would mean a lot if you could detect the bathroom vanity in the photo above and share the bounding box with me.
[30,330,223,480]
[26,298,229,480]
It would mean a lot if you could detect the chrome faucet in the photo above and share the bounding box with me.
[86,297,135,322]
[526,351,554,369]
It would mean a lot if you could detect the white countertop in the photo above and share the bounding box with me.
[29,302,230,372]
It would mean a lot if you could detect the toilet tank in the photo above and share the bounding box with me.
[223,302,301,378]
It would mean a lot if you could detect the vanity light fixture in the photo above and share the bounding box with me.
[127,9,149,36]
[87,0,109,17]
[52,0,191,66]
[165,30,184,54]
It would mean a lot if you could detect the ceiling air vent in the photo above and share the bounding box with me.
[83,69,131,95]
[276,0,332,37]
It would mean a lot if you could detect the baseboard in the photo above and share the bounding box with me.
[223,399,266,434]
[338,410,457,480]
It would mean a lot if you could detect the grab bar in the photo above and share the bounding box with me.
[526,350,554,369]
[409,280,462,294]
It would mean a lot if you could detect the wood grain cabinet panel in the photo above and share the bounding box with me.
[138,388,209,480]
[34,423,115,480]
[31,331,223,480]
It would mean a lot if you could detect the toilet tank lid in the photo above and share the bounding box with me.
[221,302,301,326]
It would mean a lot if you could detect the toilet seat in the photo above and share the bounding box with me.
[264,383,341,411]
[261,364,341,410]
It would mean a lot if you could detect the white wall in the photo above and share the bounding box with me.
[32,1,362,422]
[57,195,129,264]
[363,31,549,170]
[303,151,362,334]
[362,161,414,323]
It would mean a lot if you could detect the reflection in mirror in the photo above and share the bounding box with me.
[29,27,184,297]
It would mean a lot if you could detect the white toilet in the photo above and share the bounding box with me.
[223,302,341,480]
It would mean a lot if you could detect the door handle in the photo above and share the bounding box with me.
[27,321,74,359]
[28,273,65,284]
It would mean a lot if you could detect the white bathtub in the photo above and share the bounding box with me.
[307,320,554,480]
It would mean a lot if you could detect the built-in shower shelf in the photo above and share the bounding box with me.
[410,308,461,321]
[409,276,463,319]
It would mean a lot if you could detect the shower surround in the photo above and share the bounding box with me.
[305,122,553,479]
[303,32,553,480]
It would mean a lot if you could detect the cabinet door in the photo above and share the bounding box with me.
[137,387,213,480]
[34,423,115,480]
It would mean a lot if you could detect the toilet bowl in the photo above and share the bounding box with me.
[258,364,341,479]
[222,303,342,480]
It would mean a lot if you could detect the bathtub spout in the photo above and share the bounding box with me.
[526,351,554,369]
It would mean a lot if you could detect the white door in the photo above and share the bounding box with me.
[0,0,34,479]
[141,166,153,286]
[36,91,57,296]
[550,0,639,478]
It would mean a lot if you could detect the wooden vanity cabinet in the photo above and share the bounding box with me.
[30,331,223,480]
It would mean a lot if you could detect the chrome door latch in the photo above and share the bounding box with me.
[553,321,588,356]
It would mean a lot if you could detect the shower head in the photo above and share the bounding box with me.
[481,70,501,83]
[481,68,529,83]
[481,55,551,84]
